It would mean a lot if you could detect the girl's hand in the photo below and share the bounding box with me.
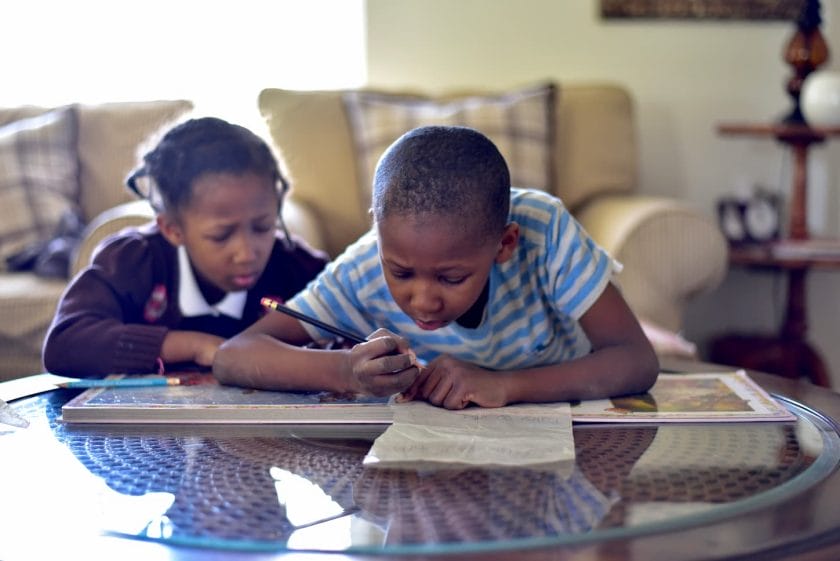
[406,354,508,410]
[344,329,419,397]
[162,331,224,367]
[192,333,225,366]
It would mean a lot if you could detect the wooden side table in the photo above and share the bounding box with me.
[709,123,840,387]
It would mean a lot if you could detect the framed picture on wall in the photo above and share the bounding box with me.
[600,0,805,20]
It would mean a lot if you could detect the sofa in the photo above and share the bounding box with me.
[0,100,193,381]
[0,82,728,381]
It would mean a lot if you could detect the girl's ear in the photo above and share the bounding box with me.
[157,213,184,246]
[495,222,520,264]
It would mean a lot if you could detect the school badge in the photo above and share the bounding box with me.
[143,284,168,323]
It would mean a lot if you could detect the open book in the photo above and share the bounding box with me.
[60,370,795,425]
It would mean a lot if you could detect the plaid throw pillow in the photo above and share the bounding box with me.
[343,83,556,212]
[0,107,81,268]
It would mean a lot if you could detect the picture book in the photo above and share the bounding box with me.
[59,370,796,425]
[570,370,795,422]
[60,372,393,425]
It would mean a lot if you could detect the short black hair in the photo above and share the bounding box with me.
[371,126,511,238]
[126,117,288,213]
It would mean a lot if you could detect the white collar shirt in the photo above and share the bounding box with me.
[177,245,246,320]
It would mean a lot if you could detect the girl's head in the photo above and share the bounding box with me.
[371,126,519,330]
[127,117,288,294]
[127,116,288,214]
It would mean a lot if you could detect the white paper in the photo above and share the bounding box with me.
[364,400,575,470]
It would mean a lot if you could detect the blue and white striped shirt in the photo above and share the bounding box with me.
[287,188,619,370]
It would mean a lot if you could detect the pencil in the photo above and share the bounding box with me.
[260,297,366,344]
[57,377,181,389]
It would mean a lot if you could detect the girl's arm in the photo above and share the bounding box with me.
[160,331,225,368]
[44,233,218,377]
[409,283,659,409]
[213,312,418,395]
[43,237,168,377]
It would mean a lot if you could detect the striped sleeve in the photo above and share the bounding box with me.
[286,231,382,340]
[516,190,617,320]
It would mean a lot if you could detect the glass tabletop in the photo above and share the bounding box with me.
[1,388,838,557]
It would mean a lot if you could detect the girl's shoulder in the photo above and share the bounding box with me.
[264,233,330,288]
[91,223,174,269]
[274,231,330,265]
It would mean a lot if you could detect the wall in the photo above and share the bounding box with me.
[365,0,840,387]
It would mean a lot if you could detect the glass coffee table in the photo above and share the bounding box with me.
[1,360,839,561]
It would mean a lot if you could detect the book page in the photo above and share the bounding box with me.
[363,401,575,470]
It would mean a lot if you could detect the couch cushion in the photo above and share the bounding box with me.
[553,85,637,210]
[258,88,370,257]
[0,107,81,270]
[257,83,639,258]
[343,83,556,211]
[0,106,51,128]
[0,272,67,380]
[76,100,193,221]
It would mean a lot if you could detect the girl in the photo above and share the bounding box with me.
[43,117,328,377]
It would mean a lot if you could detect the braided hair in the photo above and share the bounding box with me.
[126,117,289,215]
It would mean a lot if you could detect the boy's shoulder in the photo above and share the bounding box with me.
[509,188,568,225]
[320,229,383,285]
[510,187,565,208]
[335,228,381,264]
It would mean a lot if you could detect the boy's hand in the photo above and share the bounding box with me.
[345,329,419,397]
[403,354,508,410]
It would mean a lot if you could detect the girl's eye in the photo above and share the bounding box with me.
[390,270,412,280]
[253,222,274,233]
[440,276,467,285]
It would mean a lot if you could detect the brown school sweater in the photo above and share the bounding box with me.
[43,223,328,377]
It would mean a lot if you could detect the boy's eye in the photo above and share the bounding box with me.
[440,275,467,285]
[390,269,412,280]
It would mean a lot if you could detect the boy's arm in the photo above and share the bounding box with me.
[213,312,418,395]
[410,283,659,409]
[501,282,659,403]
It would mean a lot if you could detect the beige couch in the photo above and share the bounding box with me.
[0,100,193,381]
[12,82,728,380]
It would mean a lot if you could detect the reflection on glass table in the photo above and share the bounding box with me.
[1,385,837,560]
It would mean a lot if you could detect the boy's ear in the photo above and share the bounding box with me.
[495,222,519,264]
[157,213,184,246]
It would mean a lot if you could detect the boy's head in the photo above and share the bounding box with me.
[371,126,519,331]
[372,125,510,239]
[128,117,287,295]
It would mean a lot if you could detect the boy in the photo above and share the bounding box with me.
[214,126,659,409]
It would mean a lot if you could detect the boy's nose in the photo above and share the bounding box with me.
[409,282,443,315]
